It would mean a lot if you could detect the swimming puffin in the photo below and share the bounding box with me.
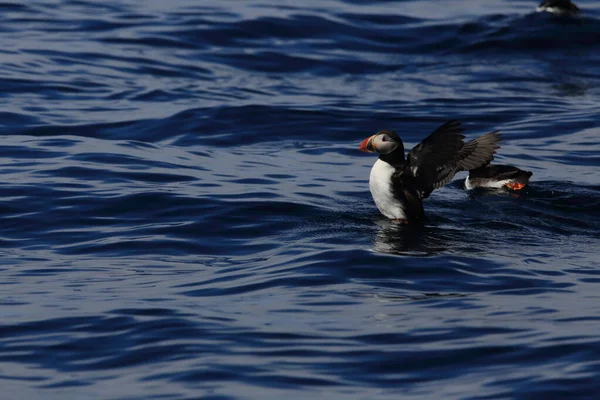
[536,0,579,15]
[465,165,533,191]
[359,120,501,222]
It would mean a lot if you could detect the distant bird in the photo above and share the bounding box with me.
[465,165,533,191]
[536,0,580,15]
[359,120,501,223]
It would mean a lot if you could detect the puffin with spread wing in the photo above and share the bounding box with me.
[359,120,501,222]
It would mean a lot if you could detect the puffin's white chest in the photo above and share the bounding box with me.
[369,159,406,219]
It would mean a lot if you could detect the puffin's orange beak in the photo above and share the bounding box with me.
[506,182,525,191]
[359,135,376,152]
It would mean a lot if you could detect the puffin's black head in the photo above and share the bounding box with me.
[359,130,404,155]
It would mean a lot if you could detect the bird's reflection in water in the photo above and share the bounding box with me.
[370,184,546,256]
[372,218,459,256]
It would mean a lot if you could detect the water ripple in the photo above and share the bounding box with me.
[2,0,600,399]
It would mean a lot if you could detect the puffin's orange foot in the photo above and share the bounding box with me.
[506,182,526,191]
[392,219,409,224]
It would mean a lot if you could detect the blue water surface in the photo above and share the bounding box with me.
[1,0,600,399]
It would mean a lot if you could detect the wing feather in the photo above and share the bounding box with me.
[455,131,502,171]
[394,121,503,199]
[406,120,466,170]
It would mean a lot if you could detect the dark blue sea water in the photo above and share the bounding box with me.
[1,0,600,399]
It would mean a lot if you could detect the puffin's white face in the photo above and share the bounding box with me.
[359,130,401,155]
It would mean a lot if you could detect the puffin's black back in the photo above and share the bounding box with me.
[470,165,533,183]
[469,164,531,178]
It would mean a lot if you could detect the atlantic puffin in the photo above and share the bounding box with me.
[359,120,501,222]
[465,165,533,191]
[536,0,579,15]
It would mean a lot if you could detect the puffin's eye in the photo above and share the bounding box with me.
[381,136,387,142]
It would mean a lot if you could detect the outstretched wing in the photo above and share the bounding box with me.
[455,131,502,171]
[398,122,502,199]
[403,120,466,197]
[419,131,501,195]
[406,120,466,170]
[421,131,501,195]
